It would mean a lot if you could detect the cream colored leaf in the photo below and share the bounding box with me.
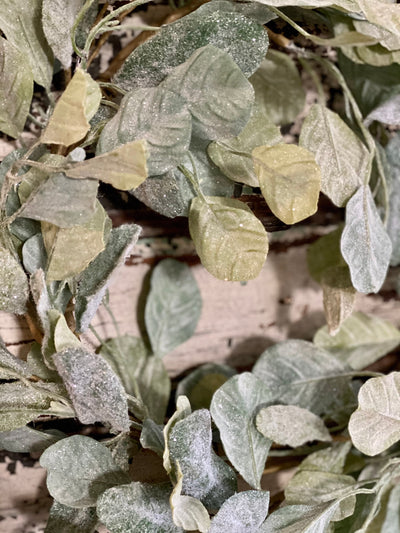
[358,1,400,39]
[253,144,321,224]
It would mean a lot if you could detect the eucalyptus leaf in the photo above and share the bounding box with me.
[299,104,368,207]
[0,247,29,314]
[53,347,130,433]
[161,45,254,140]
[97,85,191,176]
[114,1,269,90]
[386,132,400,266]
[314,312,400,370]
[145,258,201,357]
[0,0,53,89]
[341,185,392,294]
[0,426,64,453]
[210,490,270,533]
[97,482,183,533]
[189,196,269,281]
[45,501,98,533]
[253,144,321,225]
[40,435,129,508]
[0,36,33,138]
[210,372,274,489]
[349,372,400,456]
[75,224,141,332]
[169,409,237,510]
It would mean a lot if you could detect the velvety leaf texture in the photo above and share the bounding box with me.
[0,426,64,454]
[170,469,210,533]
[386,133,400,266]
[260,501,341,533]
[0,342,30,379]
[210,490,270,533]
[45,501,98,533]
[0,247,29,314]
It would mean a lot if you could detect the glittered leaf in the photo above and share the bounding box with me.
[365,94,400,126]
[210,373,274,489]
[386,133,400,266]
[253,144,321,225]
[0,382,53,431]
[0,426,64,453]
[163,396,192,475]
[210,490,270,533]
[161,45,254,140]
[145,259,202,357]
[341,185,392,293]
[0,247,29,314]
[189,196,269,281]
[45,501,98,533]
[0,37,33,138]
[299,104,368,207]
[40,435,129,507]
[0,342,30,380]
[53,347,130,432]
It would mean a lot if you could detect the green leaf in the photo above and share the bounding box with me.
[249,50,305,125]
[208,106,282,187]
[300,442,352,475]
[307,227,347,284]
[97,85,191,176]
[189,196,269,281]
[210,372,274,489]
[0,247,29,314]
[252,340,355,420]
[54,347,130,433]
[53,313,82,353]
[210,490,270,533]
[0,426,64,453]
[75,224,141,332]
[114,1,269,90]
[42,68,101,146]
[64,140,148,191]
[299,104,369,207]
[321,267,356,336]
[340,185,392,293]
[349,372,400,456]
[45,501,98,533]
[176,363,236,411]
[40,435,129,508]
[256,405,332,447]
[145,259,202,357]
[260,502,342,533]
[22,233,47,274]
[358,1,400,39]
[252,0,358,9]
[0,0,53,89]
[365,94,400,126]
[140,419,165,457]
[314,312,400,370]
[386,133,400,266]
[0,341,30,379]
[134,355,171,424]
[365,483,400,533]
[161,45,254,140]
[168,409,237,509]
[253,144,321,225]
[163,396,192,475]
[0,37,33,138]
[97,482,183,532]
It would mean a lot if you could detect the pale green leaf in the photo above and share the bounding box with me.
[260,502,341,533]
[64,140,148,191]
[341,186,392,293]
[26,342,61,382]
[22,233,47,274]
[75,224,141,332]
[252,340,355,420]
[0,341,30,379]
[54,347,130,433]
[97,85,191,176]
[249,50,305,125]
[42,69,101,146]
[169,409,237,509]
[134,355,171,424]
[0,247,29,314]
[40,435,129,508]
[210,372,274,489]
[299,104,368,207]
[0,426,64,453]
[0,37,33,138]
[163,396,192,475]
[386,132,400,266]
[365,483,400,533]
[54,313,81,352]
[349,372,400,456]
[210,490,270,533]
[18,153,65,204]
[145,258,201,357]
[321,266,356,336]
[299,442,352,475]
[140,419,165,457]
[189,196,269,281]
[108,433,136,474]
[365,95,400,126]
[314,312,400,370]
[114,1,269,90]
[253,144,321,225]
[97,482,183,532]
[307,227,347,284]
[0,0,53,89]
[161,45,254,140]
[45,501,98,533]
[256,405,332,447]
[358,1,400,39]
[252,0,358,9]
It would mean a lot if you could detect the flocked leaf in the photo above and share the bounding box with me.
[0,426,64,453]
[307,226,347,284]
[45,500,98,533]
[40,435,129,508]
[189,196,269,281]
[210,490,270,533]
[163,396,192,475]
[358,1,400,39]
[340,185,392,293]
[0,247,29,314]
[145,259,202,357]
[134,355,171,424]
[0,342,30,379]
[210,372,274,489]
[365,94,400,126]
[253,144,321,224]
[140,419,165,457]
[22,233,47,274]
[386,133,400,266]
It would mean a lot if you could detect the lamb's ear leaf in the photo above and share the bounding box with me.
[189,196,269,282]
[340,185,392,293]
[0,247,29,314]
[210,372,274,489]
[385,132,400,266]
[163,396,191,475]
[349,372,400,456]
[253,144,321,225]
[97,482,183,532]
[0,37,33,138]
[161,45,254,140]
[145,259,202,357]
[40,435,129,508]
[45,500,98,533]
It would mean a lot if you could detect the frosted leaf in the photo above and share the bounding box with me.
[210,490,269,533]
[45,501,98,533]
[252,0,358,9]
[0,426,64,453]
[0,341,30,379]
[163,396,192,475]
[22,234,47,274]
[140,419,165,457]
[0,247,29,314]
[260,502,342,533]
[385,133,400,266]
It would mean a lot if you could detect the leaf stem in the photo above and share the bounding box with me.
[71,0,98,59]
[178,163,206,201]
